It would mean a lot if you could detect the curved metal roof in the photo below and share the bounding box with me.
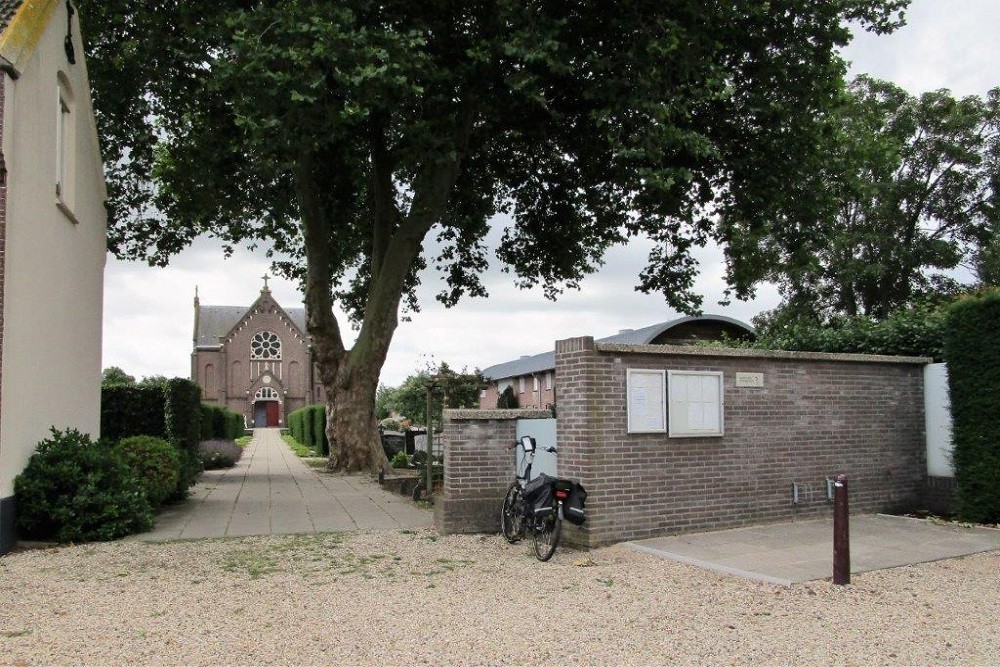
[481,314,755,380]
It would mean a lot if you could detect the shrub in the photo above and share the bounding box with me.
[165,379,203,497]
[944,290,1000,523]
[390,451,409,468]
[412,450,428,466]
[312,405,328,455]
[113,435,181,507]
[14,428,154,542]
[200,404,246,440]
[497,385,519,409]
[199,439,244,469]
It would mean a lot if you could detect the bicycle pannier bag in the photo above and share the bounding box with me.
[564,482,587,525]
[522,473,554,518]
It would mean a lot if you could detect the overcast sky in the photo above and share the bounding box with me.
[101,0,1000,387]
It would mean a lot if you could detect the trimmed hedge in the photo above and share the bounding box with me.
[165,378,203,497]
[101,385,166,442]
[943,290,1000,523]
[287,404,328,455]
[200,404,246,441]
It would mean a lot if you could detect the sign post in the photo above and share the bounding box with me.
[833,474,850,585]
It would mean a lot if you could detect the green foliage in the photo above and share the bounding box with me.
[497,386,519,409]
[164,379,204,498]
[14,428,154,542]
[200,404,246,441]
[101,385,166,443]
[282,434,314,458]
[102,366,136,387]
[725,77,1000,320]
[199,439,244,469]
[287,405,327,455]
[943,290,1000,523]
[390,451,410,469]
[378,362,484,427]
[113,435,181,507]
[751,303,948,361]
[236,435,252,448]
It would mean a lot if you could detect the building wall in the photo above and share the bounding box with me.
[556,338,928,547]
[441,339,929,547]
[479,372,555,410]
[0,2,107,549]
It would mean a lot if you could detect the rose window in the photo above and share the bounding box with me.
[251,331,282,360]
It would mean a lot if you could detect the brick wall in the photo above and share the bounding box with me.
[434,408,551,534]
[556,338,929,547]
[480,373,556,410]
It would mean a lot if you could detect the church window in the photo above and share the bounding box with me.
[255,387,279,400]
[251,331,282,360]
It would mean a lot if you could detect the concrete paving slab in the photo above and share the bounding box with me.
[135,428,432,541]
[626,514,1000,585]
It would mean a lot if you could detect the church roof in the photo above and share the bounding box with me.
[195,304,308,350]
[0,1,23,32]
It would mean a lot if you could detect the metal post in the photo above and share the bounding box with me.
[425,383,434,497]
[833,473,850,585]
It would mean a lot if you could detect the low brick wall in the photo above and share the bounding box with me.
[434,409,550,534]
[557,338,930,547]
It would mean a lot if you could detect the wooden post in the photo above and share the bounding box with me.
[425,383,434,497]
[833,473,850,585]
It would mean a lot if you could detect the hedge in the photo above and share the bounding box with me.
[287,404,327,455]
[101,385,166,442]
[200,404,246,441]
[943,290,1000,523]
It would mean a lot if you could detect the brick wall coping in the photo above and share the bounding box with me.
[594,343,932,365]
[444,408,552,421]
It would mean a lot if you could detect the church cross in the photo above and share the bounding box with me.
[261,274,270,290]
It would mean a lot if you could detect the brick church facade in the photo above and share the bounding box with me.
[192,281,325,427]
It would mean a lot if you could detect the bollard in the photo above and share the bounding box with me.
[833,473,850,585]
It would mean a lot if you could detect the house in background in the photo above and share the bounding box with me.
[479,315,755,409]
[192,281,326,427]
[0,0,107,554]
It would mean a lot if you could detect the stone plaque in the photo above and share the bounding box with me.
[735,372,764,388]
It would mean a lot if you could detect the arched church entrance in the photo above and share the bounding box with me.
[253,387,282,427]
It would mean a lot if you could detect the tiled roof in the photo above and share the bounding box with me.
[0,0,23,32]
[195,304,307,349]
[481,315,755,380]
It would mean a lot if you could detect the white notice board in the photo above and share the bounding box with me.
[627,369,666,433]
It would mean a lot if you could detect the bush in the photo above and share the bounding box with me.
[14,428,154,542]
[497,385,519,409]
[200,404,246,441]
[199,439,243,469]
[944,290,1000,523]
[113,436,180,507]
[288,405,328,455]
[412,450,428,466]
[313,405,328,456]
[390,451,409,468]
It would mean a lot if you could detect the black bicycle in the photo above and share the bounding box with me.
[500,435,585,561]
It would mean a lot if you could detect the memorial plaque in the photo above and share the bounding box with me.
[735,372,764,388]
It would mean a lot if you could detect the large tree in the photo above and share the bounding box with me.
[724,76,1000,321]
[78,0,906,472]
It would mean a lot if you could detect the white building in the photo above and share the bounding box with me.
[0,0,107,553]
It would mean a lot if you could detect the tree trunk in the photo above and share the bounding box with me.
[324,367,388,473]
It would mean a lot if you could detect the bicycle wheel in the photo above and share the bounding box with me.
[532,512,562,561]
[500,482,524,543]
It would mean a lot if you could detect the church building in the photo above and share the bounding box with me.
[192,280,325,427]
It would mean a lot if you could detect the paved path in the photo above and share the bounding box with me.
[627,514,1000,585]
[137,428,432,541]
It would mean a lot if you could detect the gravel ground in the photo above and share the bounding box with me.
[0,529,997,666]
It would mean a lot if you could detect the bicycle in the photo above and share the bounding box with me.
[500,435,577,561]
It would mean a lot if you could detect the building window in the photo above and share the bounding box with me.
[545,372,552,390]
[55,74,76,220]
[255,387,279,401]
[668,371,724,437]
[626,369,666,433]
[532,376,539,392]
[519,377,525,393]
[480,389,487,398]
[251,331,282,360]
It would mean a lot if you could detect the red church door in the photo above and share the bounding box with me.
[266,401,280,427]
